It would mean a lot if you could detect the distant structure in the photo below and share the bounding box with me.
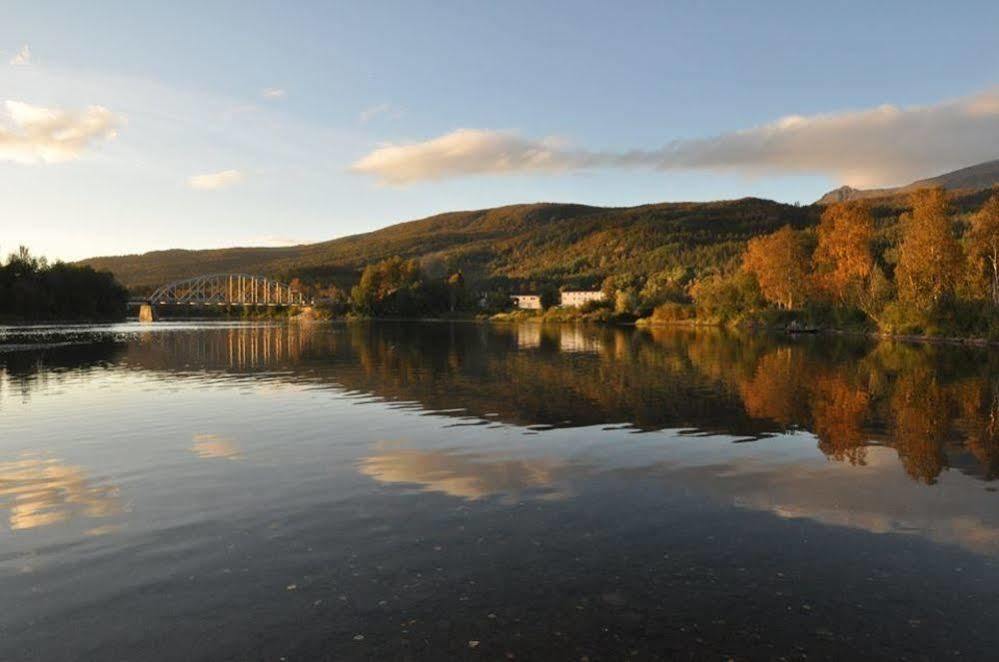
[559,290,605,308]
[509,290,605,310]
[511,294,542,310]
[137,273,306,322]
[148,273,305,306]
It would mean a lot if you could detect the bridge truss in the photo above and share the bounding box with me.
[148,273,305,306]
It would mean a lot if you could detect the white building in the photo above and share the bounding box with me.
[511,294,542,310]
[559,290,605,308]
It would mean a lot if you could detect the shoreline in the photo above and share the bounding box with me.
[6,313,999,349]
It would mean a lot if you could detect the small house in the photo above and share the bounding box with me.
[510,294,542,310]
[559,290,605,308]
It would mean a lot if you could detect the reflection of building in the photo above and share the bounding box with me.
[558,327,601,354]
[0,455,120,531]
[560,290,605,308]
[515,324,542,349]
[511,294,542,310]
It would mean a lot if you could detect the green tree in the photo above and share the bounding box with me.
[0,246,127,321]
[350,256,433,316]
[539,284,559,310]
[446,271,465,312]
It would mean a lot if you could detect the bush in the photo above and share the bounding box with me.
[689,272,763,322]
[650,302,696,323]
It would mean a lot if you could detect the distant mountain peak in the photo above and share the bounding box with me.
[817,159,999,204]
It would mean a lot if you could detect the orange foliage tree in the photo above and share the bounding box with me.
[967,192,999,305]
[894,188,962,311]
[812,201,875,305]
[742,225,810,310]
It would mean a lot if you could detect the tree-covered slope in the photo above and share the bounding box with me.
[79,198,817,293]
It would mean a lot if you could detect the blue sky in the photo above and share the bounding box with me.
[1,1,998,261]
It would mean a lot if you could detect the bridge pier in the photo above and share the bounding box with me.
[139,303,158,323]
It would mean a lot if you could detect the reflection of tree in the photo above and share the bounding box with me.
[0,340,124,407]
[0,455,120,531]
[810,371,869,465]
[14,320,999,486]
[738,348,809,428]
[956,380,999,480]
[889,368,951,484]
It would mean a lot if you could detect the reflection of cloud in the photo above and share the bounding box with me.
[0,455,120,531]
[708,446,999,556]
[191,434,242,460]
[359,446,571,501]
[352,87,999,187]
[261,87,286,99]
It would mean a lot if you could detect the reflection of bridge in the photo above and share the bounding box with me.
[148,273,305,306]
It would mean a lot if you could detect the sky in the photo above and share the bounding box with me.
[1,0,998,262]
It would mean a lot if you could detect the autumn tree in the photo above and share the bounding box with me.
[446,271,465,312]
[967,192,999,305]
[812,201,875,305]
[742,225,810,310]
[894,188,962,311]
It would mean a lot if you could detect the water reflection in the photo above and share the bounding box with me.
[5,321,999,486]
[7,321,999,658]
[0,453,120,532]
[359,443,573,501]
[191,434,242,460]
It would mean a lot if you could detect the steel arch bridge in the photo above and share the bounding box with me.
[148,273,305,306]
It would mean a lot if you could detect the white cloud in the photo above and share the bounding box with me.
[188,169,243,190]
[10,44,30,66]
[352,87,999,187]
[261,87,286,99]
[352,128,581,184]
[0,100,122,164]
[359,103,402,123]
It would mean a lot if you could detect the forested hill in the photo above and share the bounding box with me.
[79,198,818,294]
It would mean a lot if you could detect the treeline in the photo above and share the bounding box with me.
[648,189,999,338]
[0,247,128,321]
[299,256,480,318]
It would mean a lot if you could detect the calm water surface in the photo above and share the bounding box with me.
[2,321,999,660]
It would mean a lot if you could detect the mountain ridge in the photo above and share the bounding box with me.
[816,158,999,203]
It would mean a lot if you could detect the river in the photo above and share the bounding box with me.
[2,321,998,660]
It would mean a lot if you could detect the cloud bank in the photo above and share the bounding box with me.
[261,87,285,99]
[352,88,999,187]
[0,100,122,164]
[188,169,243,190]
